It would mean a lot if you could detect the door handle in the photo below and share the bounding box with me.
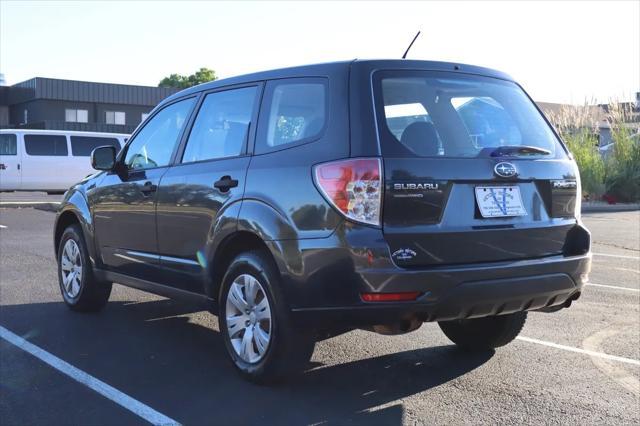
[140,181,157,195]
[214,176,239,192]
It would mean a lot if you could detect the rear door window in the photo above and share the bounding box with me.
[0,134,17,155]
[182,86,258,163]
[256,78,327,153]
[24,135,68,156]
[70,136,121,156]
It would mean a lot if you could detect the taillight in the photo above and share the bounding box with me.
[313,158,382,226]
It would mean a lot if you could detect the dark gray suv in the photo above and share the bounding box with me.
[54,60,591,382]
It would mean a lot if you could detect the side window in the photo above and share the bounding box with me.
[257,79,327,153]
[70,136,121,156]
[124,98,195,170]
[24,135,68,156]
[182,86,257,163]
[0,134,17,155]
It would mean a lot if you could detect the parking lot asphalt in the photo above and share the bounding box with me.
[0,208,638,425]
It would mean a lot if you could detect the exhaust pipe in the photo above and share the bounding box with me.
[364,317,422,335]
[538,291,581,313]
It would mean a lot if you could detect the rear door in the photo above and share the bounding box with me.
[0,132,21,190]
[373,71,578,267]
[155,84,261,293]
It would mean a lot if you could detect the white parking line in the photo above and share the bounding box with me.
[0,225,6,229]
[0,326,179,426]
[517,336,640,366]
[586,283,640,293]
[593,252,640,260]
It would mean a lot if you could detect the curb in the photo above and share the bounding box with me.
[0,202,61,213]
[582,203,640,213]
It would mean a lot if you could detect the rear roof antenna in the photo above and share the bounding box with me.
[402,31,421,59]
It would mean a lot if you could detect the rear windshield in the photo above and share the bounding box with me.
[373,71,566,159]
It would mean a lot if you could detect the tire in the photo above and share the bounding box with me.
[218,250,315,383]
[438,311,527,350]
[57,224,111,312]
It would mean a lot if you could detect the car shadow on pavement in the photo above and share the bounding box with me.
[0,299,494,425]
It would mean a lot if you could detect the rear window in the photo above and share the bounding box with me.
[0,134,17,155]
[374,71,565,158]
[24,135,68,156]
[70,136,121,156]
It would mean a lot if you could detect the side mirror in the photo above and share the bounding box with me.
[91,146,117,171]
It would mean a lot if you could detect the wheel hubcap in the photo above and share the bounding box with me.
[225,274,272,363]
[60,239,82,298]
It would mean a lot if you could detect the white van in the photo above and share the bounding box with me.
[0,129,128,192]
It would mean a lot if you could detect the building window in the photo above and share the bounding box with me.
[106,111,126,125]
[65,109,88,123]
[141,113,150,122]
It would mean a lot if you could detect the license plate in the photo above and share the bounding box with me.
[475,186,527,218]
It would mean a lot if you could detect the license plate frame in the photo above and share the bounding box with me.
[475,186,527,218]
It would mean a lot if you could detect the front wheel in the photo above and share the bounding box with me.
[219,251,315,383]
[438,311,527,350]
[57,224,111,312]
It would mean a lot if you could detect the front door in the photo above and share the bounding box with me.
[91,97,196,280]
[0,133,21,190]
[155,85,260,293]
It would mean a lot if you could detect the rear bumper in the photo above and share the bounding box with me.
[291,265,587,326]
[280,223,591,327]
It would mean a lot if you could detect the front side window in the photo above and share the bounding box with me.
[182,86,257,163]
[70,136,121,156]
[65,109,88,123]
[24,135,68,156]
[375,71,564,158]
[0,134,17,155]
[124,98,195,170]
[106,111,126,125]
[257,79,327,153]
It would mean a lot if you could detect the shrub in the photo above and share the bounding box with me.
[546,100,639,203]
[605,126,640,202]
[563,130,606,198]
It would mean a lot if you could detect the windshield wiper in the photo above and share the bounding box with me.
[490,145,551,157]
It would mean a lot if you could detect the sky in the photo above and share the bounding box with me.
[1,0,638,104]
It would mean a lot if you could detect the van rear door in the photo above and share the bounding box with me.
[372,71,579,267]
[0,132,21,190]
[21,133,72,191]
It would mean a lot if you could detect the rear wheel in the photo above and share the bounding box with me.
[438,312,527,350]
[219,251,315,383]
[57,224,111,312]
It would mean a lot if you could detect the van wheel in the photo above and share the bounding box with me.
[438,312,527,350]
[219,251,315,384]
[57,224,111,312]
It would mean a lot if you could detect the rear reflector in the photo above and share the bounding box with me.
[313,158,382,226]
[361,292,421,302]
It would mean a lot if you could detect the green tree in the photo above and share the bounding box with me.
[158,67,217,89]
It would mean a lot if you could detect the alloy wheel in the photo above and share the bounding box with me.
[60,239,82,299]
